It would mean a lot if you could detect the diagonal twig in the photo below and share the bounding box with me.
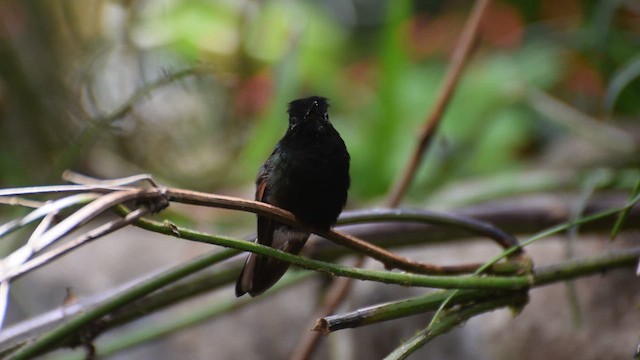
[387,0,492,207]
[289,256,365,360]
[300,1,495,357]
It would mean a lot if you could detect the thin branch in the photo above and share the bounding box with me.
[338,209,522,254]
[108,212,533,290]
[563,173,606,327]
[317,247,640,333]
[6,249,239,360]
[317,248,640,359]
[4,193,633,355]
[387,0,492,206]
[383,293,528,360]
[289,257,365,360]
[308,193,640,258]
[317,2,509,342]
[421,190,640,355]
[5,230,529,360]
[317,288,500,334]
[164,187,524,275]
[611,179,640,240]
[2,191,637,358]
[532,248,640,286]
[48,272,314,360]
[6,180,514,276]
[4,179,524,277]
[0,250,239,356]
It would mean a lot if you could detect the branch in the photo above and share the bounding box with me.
[316,247,640,333]
[289,257,365,360]
[3,227,529,360]
[2,189,637,358]
[53,272,314,360]
[383,292,528,360]
[309,193,640,258]
[4,249,238,360]
[164,188,526,274]
[338,209,522,253]
[109,211,533,290]
[387,0,492,206]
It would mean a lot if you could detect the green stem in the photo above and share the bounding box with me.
[115,209,530,290]
[8,249,237,360]
[610,179,640,240]
[319,288,502,332]
[319,247,640,333]
[384,293,528,360]
[49,271,313,360]
[6,221,528,359]
[424,191,640,340]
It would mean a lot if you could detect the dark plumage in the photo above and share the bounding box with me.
[235,96,350,297]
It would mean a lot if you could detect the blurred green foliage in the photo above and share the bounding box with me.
[0,0,638,205]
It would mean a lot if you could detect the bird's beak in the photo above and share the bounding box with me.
[305,101,320,118]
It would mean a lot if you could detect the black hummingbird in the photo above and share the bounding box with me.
[235,96,350,297]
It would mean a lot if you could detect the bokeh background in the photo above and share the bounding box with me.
[1,1,639,359]
[3,0,638,198]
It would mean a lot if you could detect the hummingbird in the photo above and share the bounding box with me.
[235,96,350,297]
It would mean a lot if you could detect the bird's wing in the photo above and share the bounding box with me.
[255,170,276,248]
[236,166,310,297]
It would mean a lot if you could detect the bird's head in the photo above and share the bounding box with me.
[287,96,330,134]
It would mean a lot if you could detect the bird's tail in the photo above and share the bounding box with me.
[235,228,310,297]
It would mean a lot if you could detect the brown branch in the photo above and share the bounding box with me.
[289,257,365,360]
[3,181,518,276]
[1,193,634,356]
[308,193,639,258]
[302,1,495,356]
[165,187,514,275]
[337,210,521,252]
[387,0,492,207]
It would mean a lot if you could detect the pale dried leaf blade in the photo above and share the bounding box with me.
[1,208,150,283]
[0,185,111,197]
[62,170,157,187]
[0,282,10,330]
[24,190,142,257]
[1,212,58,270]
[0,193,100,239]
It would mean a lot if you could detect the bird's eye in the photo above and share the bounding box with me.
[289,117,298,129]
